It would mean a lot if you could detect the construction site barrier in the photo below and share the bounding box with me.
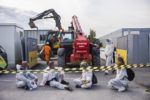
[0,63,150,74]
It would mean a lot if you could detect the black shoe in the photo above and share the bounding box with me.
[75,85,81,88]
[65,87,73,92]
[24,86,29,90]
[61,80,69,85]
[45,81,50,86]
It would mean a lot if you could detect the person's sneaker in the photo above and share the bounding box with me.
[118,87,126,92]
[61,80,69,85]
[65,87,73,92]
[75,85,81,88]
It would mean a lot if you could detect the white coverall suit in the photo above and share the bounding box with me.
[105,41,114,66]
[16,64,38,90]
[40,67,67,90]
[108,69,128,92]
[74,69,93,89]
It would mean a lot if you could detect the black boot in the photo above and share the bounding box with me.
[24,86,29,90]
[65,86,73,92]
[61,80,69,85]
[75,85,81,88]
[45,81,50,86]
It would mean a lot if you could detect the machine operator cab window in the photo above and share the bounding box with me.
[61,32,73,42]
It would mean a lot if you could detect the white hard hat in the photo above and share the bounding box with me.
[106,38,113,44]
[46,42,49,44]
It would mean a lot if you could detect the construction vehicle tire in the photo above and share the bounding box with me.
[92,47,100,66]
[57,48,65,67]
[57,48,65,56]
[92,47,100,55]
[92,55,100,66]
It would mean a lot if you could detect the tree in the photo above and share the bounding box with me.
[88,29,97,44]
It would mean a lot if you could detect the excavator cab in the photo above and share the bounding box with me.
[46,31,61,55]
[61,32,74,42]
[57,31,74,67]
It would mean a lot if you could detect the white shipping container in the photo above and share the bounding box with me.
[0,23,23,66]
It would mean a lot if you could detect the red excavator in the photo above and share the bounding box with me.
[57,15,100,67]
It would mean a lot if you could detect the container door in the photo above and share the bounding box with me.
[26,38,38,68]
[15,27,24,64]
[128,34,139,64]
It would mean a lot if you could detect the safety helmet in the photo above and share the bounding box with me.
[106,39,113,44]
[46,42,49,44]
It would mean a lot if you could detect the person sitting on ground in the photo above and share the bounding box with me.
[108,57,128,92]
[16,61,38,91]
[73,61,93,89]
[40,61,73,91]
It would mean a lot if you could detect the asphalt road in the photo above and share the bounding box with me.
[0,59,150,100]
[0,71,149,100]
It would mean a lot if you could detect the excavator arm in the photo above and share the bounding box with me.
[29,9,62,30]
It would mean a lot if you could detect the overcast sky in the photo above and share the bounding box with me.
[0,0,150,37]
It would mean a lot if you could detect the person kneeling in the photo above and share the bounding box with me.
[40,61,73,91]
[16,61,38,91]
[108,57,128,92]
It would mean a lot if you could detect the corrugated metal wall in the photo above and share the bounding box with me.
[117,31,150,64]
[24,30,49,44]
[0,24,23,65]
[117,36,128,50]
[128,34,139,64]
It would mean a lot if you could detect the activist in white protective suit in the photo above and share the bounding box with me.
[108,57,128,92]
[73,61,93,89]
[104,39,114,75]
[16,61,38,91]
[40,61,73,91]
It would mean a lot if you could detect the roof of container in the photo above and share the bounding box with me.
[25,29,50,31]
[100,28,150,39]
[122,28,150,32]
[0,23,24,29]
